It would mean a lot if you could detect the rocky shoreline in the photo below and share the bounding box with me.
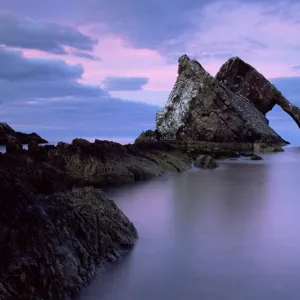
[0,54,298,299]
[0,137,193,300]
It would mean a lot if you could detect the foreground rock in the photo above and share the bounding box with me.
[195,155,219,169]
[0,181,137,299]
[216,57,300,127]
[156,55,286,146]
[0,137,192,299]
[0,122,48,145]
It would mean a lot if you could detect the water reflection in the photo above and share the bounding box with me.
[77,148,300,299]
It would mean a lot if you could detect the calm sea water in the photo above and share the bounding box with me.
[77,146,300,300]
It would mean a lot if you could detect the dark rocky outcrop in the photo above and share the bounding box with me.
[0,137,192,299]
[6,135,23,154]
[216,57,300,127]
[156,55,286,146]
[53,138,191,187]
[0,122,48,145]
[135,129,161,143]
[0,170,137,299]
[194,155,219,169]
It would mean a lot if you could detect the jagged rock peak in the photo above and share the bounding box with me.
[178,54,207,76]
[156,56,286,145]
[216,57,300,127]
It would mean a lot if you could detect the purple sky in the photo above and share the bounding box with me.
[0,0,300,143]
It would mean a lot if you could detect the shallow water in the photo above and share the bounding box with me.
[77,147,300,300]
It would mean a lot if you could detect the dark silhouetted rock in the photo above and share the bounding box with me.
[28,140,39,152]
[135,129,161,143]
[216,57,300,127]
[195,155,219,169]
[156,55,286,146]
[0,179,137,299]
[0,122,48,145]
[6,135,23,154]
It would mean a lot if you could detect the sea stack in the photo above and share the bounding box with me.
[216,56,300,126]
[156,55,286,146]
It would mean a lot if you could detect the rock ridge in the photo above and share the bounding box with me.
[0,122,48,145]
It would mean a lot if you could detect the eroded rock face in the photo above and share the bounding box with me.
[156,55,285,145]
[216,57,300,127]
[0,182,137,299]
[54,138,191,187]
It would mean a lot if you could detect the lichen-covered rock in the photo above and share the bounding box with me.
[216,57,300,127]
[194,155,219,169]
[0,183,137,300]
[156,55,286,145]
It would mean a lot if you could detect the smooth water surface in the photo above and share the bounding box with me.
[79,148,300,300]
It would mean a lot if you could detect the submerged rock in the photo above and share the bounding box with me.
[195,155,219,169]
[254,143,284,153]
[156,55,286,146]
[216,57,300,128]
[250,154,263,160]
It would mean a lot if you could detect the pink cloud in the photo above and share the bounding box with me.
[15,1,300,107]
[183,0,300,78]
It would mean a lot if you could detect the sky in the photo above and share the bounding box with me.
[0,0,300,144]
